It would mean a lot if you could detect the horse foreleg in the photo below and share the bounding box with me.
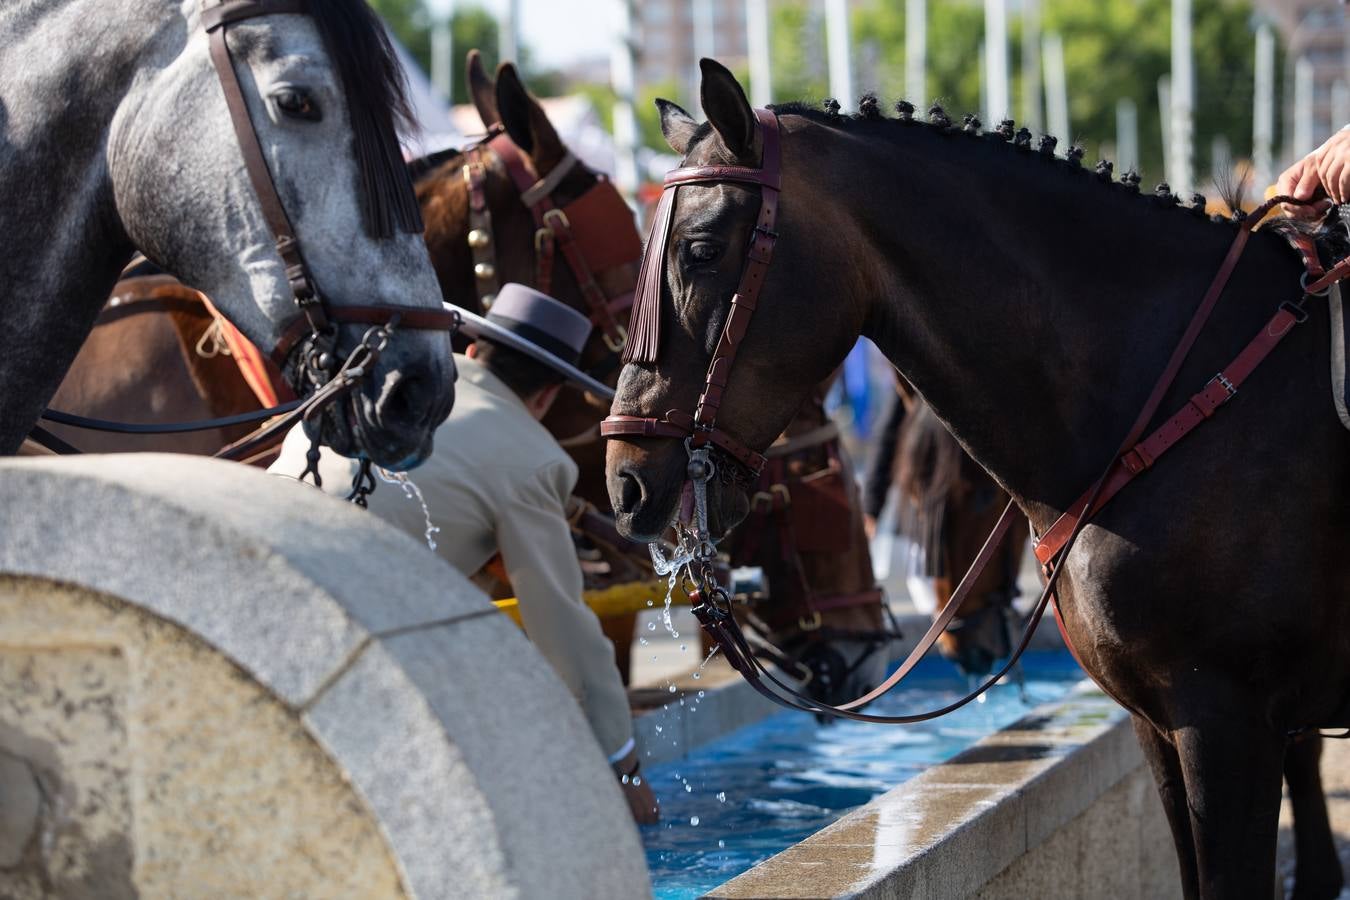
[1284,733,1344,900]
[1173,716,1287,899]
[1134,715,1201,899]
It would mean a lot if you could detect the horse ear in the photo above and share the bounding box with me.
[657,99,698,155]
[699,58,757,161]
[466,49,500,129]
[495,62,567,168]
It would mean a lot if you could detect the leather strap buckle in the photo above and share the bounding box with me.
[543,207,572,234]
[1301,271,1331,299]
[1209,371,1237,401]
[1281,299,1311,323]
[602,322,629,353]
[798,611,823,632]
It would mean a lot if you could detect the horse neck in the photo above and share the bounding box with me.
[0,1,175,450]
[827,123,1303,526]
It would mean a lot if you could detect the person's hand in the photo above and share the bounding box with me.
[613,749,659,825]
[1277,128,1350,219]
[863,514,877,541]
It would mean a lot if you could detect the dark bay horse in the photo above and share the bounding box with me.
[605,60,1350,898]
[2,0,453,464]
[883,384,1343,899]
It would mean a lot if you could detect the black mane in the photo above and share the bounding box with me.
[309,0,423,237]
[766,96,1346,254]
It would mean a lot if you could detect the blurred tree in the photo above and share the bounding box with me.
[841,0,1262,183]
[367,0,557,105]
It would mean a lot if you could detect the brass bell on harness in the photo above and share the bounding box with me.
[474,262,496,281]
[468,228,491,248]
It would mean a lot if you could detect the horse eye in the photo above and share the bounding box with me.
[272,87,320,122]
[683,241,721,265]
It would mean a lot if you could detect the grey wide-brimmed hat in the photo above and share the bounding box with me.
[449,283,615,400]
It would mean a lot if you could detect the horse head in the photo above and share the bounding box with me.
[416,56,641,501]
[109,0,454,469]
[605,61,860,541]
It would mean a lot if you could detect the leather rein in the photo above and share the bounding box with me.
[599,105,1348,723]
[28,0,461,462]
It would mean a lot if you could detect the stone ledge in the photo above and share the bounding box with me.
[0,455,650,900]
[707,684,1144,899]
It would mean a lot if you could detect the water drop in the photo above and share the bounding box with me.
[668,685,677,693]
[689,816,700,826]
[692,672,700,680]
[697,691,705,699]
[684,783,692,793]
[639,637,648,646]
[679,644,687,652]
[718,839,726,849]
[655,725,663,733]
[647,622,657,631]
[716,792,727,803]
[632,776,642,786]
[621,774,630,785]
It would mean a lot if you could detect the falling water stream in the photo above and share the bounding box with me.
[376,468,441,551]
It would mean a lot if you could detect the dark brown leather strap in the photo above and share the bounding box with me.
[599,412,767,475]
[272,303,460,365]
[1036,288,1311,563]
[203,0,325,337]
[490,134,629,349]
[463,145,501,307]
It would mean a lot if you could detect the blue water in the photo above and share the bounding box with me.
[641,651,1084,899]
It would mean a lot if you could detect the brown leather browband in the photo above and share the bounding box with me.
[599,108,783,478]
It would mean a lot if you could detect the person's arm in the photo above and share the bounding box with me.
[1278,126,1350,219]
[495,462,658,824]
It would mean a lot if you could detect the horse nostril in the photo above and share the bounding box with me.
[619,470,645,514]
[379,369,438,431]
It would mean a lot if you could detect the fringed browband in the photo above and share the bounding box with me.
[623,113,784,366]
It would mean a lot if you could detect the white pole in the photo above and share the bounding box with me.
[825,0,854,109]
[1043,33,1069,148]
[431,15,453,102]
[747,0,772,108]
[1295,56,1315,158]
[692,0,715,113]
[1170,0,1194,193]
[610,0,639,201]
[1116,97,1139,173]
[984,0,1009,123]
[1021,0,1042,132]
[906,0,926,105]
[1159,74,1173,182]
[499,0,519,63]
[1335,81,1350,138]
[1253,24,1275,190]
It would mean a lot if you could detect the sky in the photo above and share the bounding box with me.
[424,0,615,69]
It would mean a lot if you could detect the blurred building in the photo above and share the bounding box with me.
[1256,0,1350,154]
[635,0,750,92]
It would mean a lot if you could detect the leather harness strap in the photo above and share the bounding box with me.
[491,135,630,350]
[600,109,783,479]
[464,143,501,307]
[1033,196,1313,566]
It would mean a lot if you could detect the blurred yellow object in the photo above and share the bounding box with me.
[493,579,680,627]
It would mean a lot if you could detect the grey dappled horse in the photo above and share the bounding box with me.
[0,0,454,465]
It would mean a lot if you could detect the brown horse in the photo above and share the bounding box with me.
[606,60,1350,898]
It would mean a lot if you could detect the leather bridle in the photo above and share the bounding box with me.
[200,0,457,377]
[599,108,782,480]
[27,1,465,463]
[459,130,641,357]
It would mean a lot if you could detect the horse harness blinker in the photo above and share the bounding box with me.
[598,105,1350,726]
[459,130,640,357]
